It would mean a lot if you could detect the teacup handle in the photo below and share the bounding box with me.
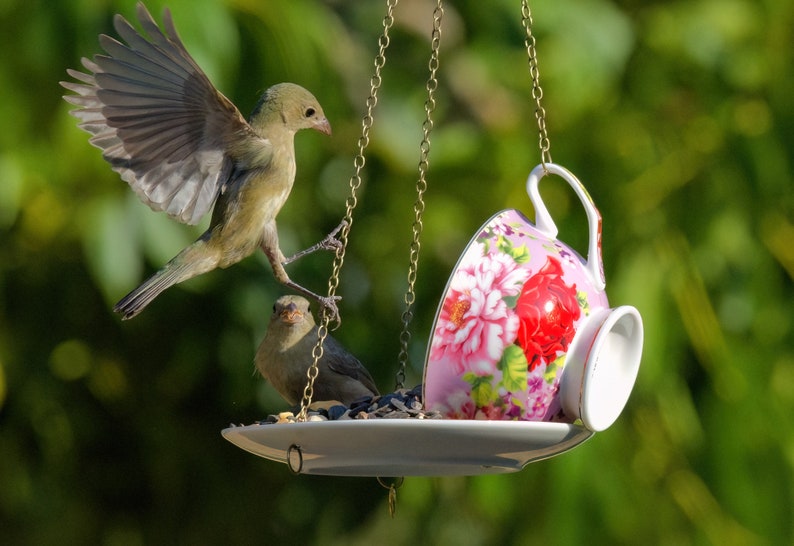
[526,163,605,291]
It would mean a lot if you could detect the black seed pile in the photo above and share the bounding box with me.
[252,385,444,425]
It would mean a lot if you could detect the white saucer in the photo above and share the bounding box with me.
[221,419,593,476]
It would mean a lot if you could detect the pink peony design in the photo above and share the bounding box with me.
[430,243,530,375]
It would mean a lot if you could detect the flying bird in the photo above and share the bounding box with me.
[256,295,379,406]
[61,2,341,320]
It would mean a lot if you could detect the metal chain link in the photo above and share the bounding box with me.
[298,0,399,421]
[521,0,552,167]
[395,0,443,390]
[377,476,404,517]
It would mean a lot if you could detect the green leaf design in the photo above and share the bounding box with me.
[577,291,590,315]
[510,244,530,264]
[496,235,512,255]
[544,354,566,383]
[463,372,496,407]
[502,293,519,309]
[495,235,530,264]
[509,394,525,410]
[498,344,529,393]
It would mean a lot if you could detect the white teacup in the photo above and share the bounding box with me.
[423,163,643,431]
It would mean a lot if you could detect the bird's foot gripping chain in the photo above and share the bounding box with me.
[283,220,348,265]
[316,294,343,325]
[284,282,342,324]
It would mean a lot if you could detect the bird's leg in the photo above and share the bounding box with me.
[260,226,341,323]
[282,220,347,265]
[280,279,341,324]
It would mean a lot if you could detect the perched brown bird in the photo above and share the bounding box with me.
[60,3,341,320]
[256,295,379,406]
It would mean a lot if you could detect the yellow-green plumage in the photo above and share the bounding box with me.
[61,3,337,319]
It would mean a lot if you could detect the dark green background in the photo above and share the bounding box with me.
[1,0,792,544]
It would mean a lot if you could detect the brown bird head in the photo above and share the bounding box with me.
[280,302,303,325]
[271,295,315,328]
[250,83,331,136]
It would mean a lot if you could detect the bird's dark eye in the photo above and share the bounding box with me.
[305,107,316,118]
[272,304,277,313]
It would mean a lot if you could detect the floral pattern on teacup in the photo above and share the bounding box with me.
[425,211,593,422]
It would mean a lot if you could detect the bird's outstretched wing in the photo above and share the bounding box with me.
[61,2,262,225]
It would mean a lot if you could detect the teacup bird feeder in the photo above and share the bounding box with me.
[222,0,643,477]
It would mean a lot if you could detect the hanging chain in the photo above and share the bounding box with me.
[395,0,443,390]
[298,0,399,421]
[377,476,404,518]
[521,0,552,167]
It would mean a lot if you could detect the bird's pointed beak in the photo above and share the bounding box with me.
[313,116,332,136]
[280,304,304,324]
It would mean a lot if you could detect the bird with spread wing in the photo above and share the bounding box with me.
[61,2,342,320]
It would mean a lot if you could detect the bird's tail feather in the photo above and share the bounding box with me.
[114,258,200,320]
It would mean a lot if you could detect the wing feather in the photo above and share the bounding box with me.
[324,337,380,395]
[61,2,269,225]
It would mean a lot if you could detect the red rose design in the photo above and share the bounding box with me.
[514,256,581,371]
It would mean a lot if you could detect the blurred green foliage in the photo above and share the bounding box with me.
[1,0,792,544]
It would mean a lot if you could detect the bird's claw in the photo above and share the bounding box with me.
[314,220,347,254]
[282,220,348,265]
[317,295,343,325]
[317,233,343,253]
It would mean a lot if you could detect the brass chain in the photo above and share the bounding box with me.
[298,0,399,421]
[395,0,443,390]
[521,0,552,167]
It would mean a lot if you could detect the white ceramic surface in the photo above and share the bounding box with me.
[560,305,644,431]
[424,163,643,430]
[221,420,593,476]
